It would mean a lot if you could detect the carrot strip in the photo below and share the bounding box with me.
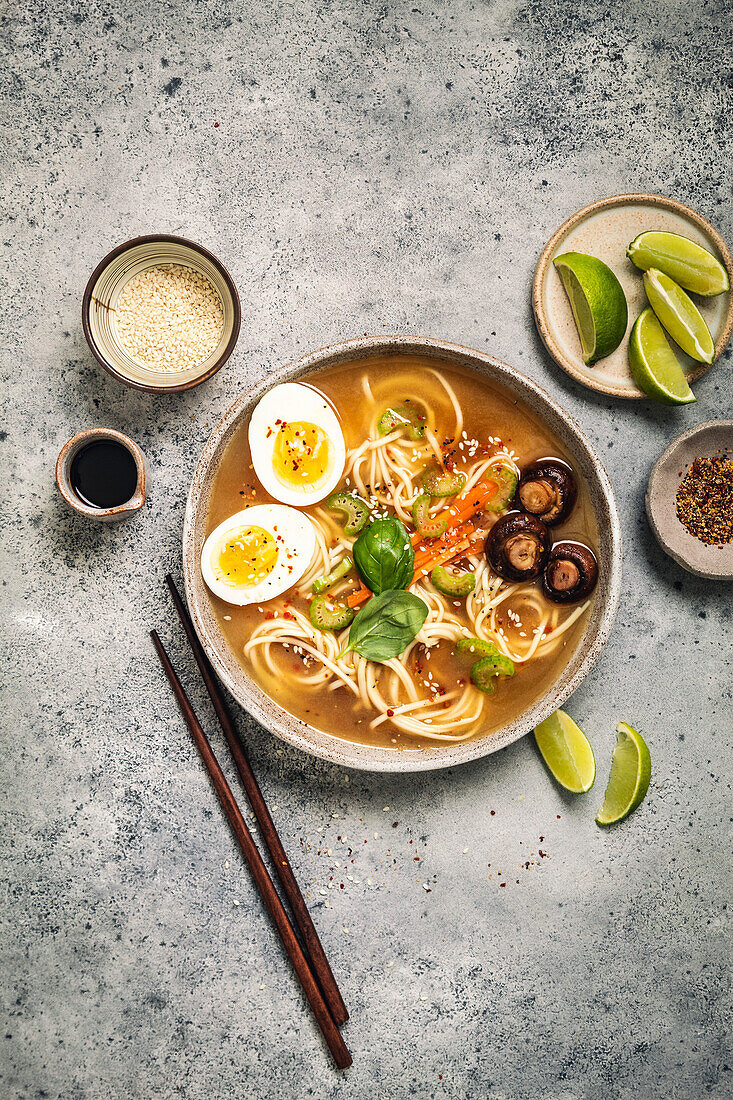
[411,538,470,584]
[347,585,370,609]
[412,524,474,568]
[409,478,498,546]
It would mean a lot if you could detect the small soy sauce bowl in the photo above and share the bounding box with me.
[82,234,241,393]
[56,428,146,522]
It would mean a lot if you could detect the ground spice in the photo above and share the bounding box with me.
[675,454,733,546]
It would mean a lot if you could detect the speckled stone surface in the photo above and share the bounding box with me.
[2,2,732,1097]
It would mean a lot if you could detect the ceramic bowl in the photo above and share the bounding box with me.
[56,428,146,521]
[646,420,733,580]
[82,234,241,393]
[533,194,733,399]
[183,336,623,772]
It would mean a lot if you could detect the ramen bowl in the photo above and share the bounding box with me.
[183,336,622,772]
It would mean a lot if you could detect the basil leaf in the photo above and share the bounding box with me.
[340,589,428,662]
[353,516,415,594]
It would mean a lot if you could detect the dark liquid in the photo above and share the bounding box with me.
[69,441,138,509]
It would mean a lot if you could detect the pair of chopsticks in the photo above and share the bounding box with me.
[150,575,351,1069]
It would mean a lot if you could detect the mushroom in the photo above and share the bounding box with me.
[542,541,598,603]
[516,459,577,527]
[485,512,551,582]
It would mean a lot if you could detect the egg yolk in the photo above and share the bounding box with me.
[272,421,330,490]
[216,525,278,587]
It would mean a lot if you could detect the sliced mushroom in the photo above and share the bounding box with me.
[516,459,577,527]
[542,541,598,603]
[485,512,551,582]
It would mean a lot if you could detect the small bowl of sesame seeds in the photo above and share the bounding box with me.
[82,234,240,393]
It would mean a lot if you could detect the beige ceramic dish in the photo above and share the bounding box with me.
[646,420,733,580]
[183,336,622,772]
[82,234,241,393]
[533,194,733,399]
[56,428,146,521]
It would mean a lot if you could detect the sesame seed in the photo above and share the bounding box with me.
[115,263,224,372]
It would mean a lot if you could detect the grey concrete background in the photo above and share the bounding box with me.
[2,2,731,1097]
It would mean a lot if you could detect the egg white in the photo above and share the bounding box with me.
[248,382,346,506]
[201,505,316,606]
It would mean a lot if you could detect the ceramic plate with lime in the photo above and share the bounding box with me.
[533,194,733,399]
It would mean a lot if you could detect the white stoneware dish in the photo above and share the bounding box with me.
[183,336,623,772]
[646,420,733,580]
[533,194,733,399]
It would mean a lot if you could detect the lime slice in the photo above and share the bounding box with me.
[627,231,730,297]
[643,269,715,364]
[553,252,628,364]
[596,722,651,825]
[534,710,596,793]
[628,308,696,405]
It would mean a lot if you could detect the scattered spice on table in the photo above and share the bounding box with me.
[675,454,733,546]
[115,262,224,372]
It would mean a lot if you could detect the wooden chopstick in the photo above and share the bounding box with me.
[164,574,349,1027]
[150,630,352,1071]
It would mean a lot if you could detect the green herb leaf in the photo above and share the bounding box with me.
[340,589,428,662]
[353,516,415,595]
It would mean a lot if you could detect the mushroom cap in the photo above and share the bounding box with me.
[542,541,598,603]
[516,459,577,526]
[485,512,551,582]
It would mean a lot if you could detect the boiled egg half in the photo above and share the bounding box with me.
[201,505,316,606]
[248,383,346,506]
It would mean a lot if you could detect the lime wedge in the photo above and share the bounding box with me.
[627,231,730,297]
[534,710,596,793]
[643,269,715,364]
[596,722,651,825]
[628,308,696,405]
[553,252,628,364]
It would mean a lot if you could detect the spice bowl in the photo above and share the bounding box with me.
[56,428,146,522]
[646,420,733,580]
[82,234,241,393]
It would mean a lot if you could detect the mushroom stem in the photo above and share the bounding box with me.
[516,459,577,527]
[542,541,598,603]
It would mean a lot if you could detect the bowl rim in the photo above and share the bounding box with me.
[532,192,733,399]
[645,418,733,580]
[183,335,623,772]
[81,233,242,394]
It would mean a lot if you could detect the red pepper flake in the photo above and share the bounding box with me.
[557,814,561,819]
[213,121,219,128]
[499,881,506,887]
[392,822,398,828]
[386,708,394,717]
[490,810,495,816]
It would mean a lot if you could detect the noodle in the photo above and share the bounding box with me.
[242,369,592,743]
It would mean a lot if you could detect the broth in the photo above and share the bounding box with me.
[205,355,598,751]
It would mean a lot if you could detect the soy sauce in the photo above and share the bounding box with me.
[69,441,138,509]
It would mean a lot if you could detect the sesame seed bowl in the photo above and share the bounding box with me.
[82,235,241,393]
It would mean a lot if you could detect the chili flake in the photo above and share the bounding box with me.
[675,454,733,545]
